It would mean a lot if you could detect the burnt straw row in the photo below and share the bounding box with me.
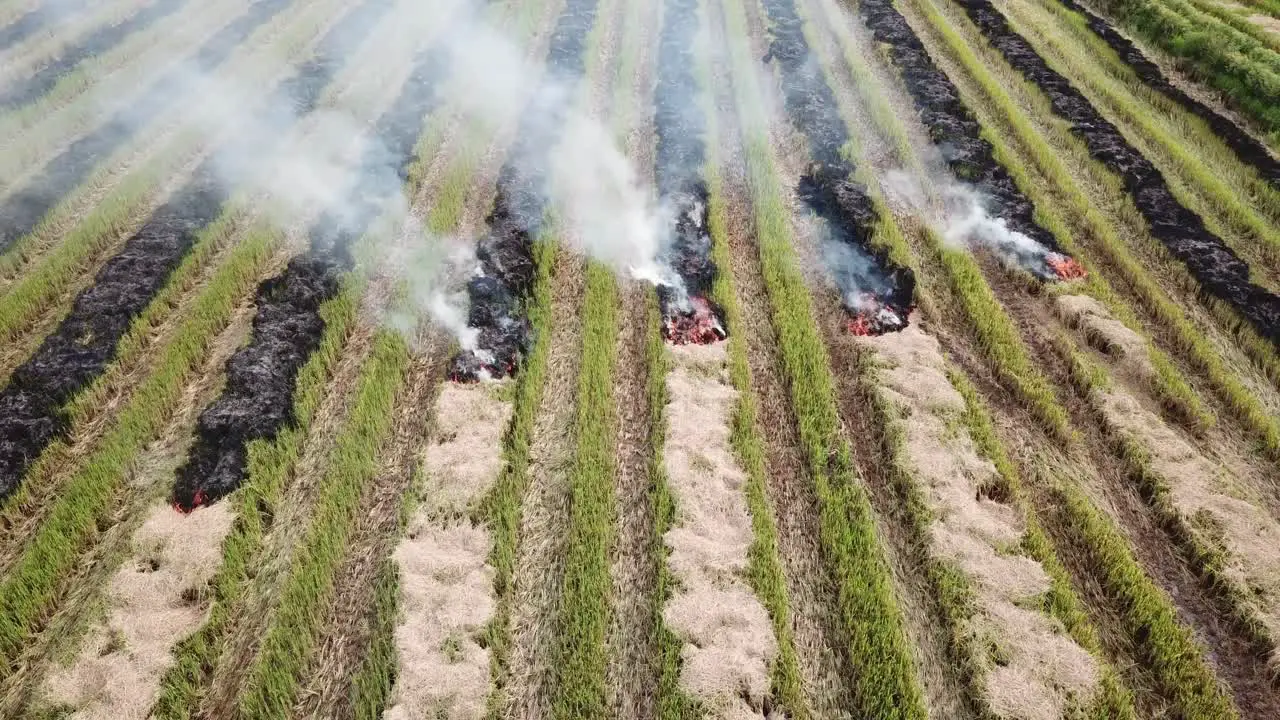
[762,0,915,334]
[857,0,1084,282]
[953,0,1280,341]
[1053,0,1280,186]
[653,0,727,345]
[449,0,602,380]
[172,46,446,510]
[0,0,396,503]
[0,0,297,254]
[0,0,191,110]
[0,0,90,53]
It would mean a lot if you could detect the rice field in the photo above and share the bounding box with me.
[1,0,1279,717]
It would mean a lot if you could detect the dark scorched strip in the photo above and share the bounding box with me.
[0,0,296,254]
[858,0,1081,282]
[952,0,1280,340]
[450,0,601,379]
[761,0,914,334]
[0,0,90,52]
[1052,0,1280,185]
[172,47,446,510]
[653,0,728,345]
[0,0,191,110]
[0,0,395,503]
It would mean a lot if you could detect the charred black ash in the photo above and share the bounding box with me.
[858,0,1074,282]
[762,0,915,334]
[449,0,600,380]
[0,174,224,501]
[1055,0,1280,186]
[653,0,728,344]
[0,0,189,110]
[0,0,296,253]
[173,255,339,509]
[951,0,1280,341]
[0,0,393,505]
[0,0,91,53]
[173,45,445,510]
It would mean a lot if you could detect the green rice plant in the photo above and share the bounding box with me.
[1086,0,1280,143]
[346,558,401,720]
[701,91,809,720]
[898,0,1280,454]
[151,287,357,719]
[723,1,927,715]
[1003,0,1280,278]
[234,332,410,719]
[1049,332,1276,659]
[0,225,278,673]
[948,370,1139,719]
[1047,478,1240,719]
[480,237,557,718]
[547,263,618,719]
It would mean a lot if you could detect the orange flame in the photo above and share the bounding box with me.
[1046,253,1087,280]
[664,296,726,345]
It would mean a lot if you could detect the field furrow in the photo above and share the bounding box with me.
[1,0,1278,715]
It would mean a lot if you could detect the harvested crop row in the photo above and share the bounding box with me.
[0,0,399,506]
[947,0,1280,344]
[1084,0,1280,142]
[760,0,916,334]
[855,322,1107,718]
[995,0,1280,289]
[660,344,778,716]
[0,0,294,253]
[1044,0,1280,185]
[0,0,90,53]
[720,0,928,716]
[448,0,602,381]
[808,0,1259,712]
[173,13,446,511]
[1054,295,1280,652]
[0,0,190,111]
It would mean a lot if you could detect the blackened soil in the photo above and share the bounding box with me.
[0,0,90,53]
[951,0,1280,342]
[653,0,723,332]
[172,44,446,509]
[760,0,915,320]
[0,0,296,254]
[1058,0,1280,185]
[0,0,396,504]
[451,0,601,379]
[0,0,191,110]
[857,0,1064,257]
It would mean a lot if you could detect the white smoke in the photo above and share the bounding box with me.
[882,169,1054,271]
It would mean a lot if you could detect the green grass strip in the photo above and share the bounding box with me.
[151,287,356,718]
[1005,0,1280,275]
[347,558,401,719]
[548,263,618,718]
[948,370,1138,718]
[1049,478,1239,719]
[481,236,557,718]
[1087,0,1280,143]
[901,0,1280,452]
[723,0,926,715]
[0,225,278,671]
[235,331,410,718]
[703,173,809,718]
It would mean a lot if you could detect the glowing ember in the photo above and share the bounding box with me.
[664,296,727,345]
[449,351,517,383]
[1046,252,1087,280]
[175,489,208,514]
[846,293,910,336]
